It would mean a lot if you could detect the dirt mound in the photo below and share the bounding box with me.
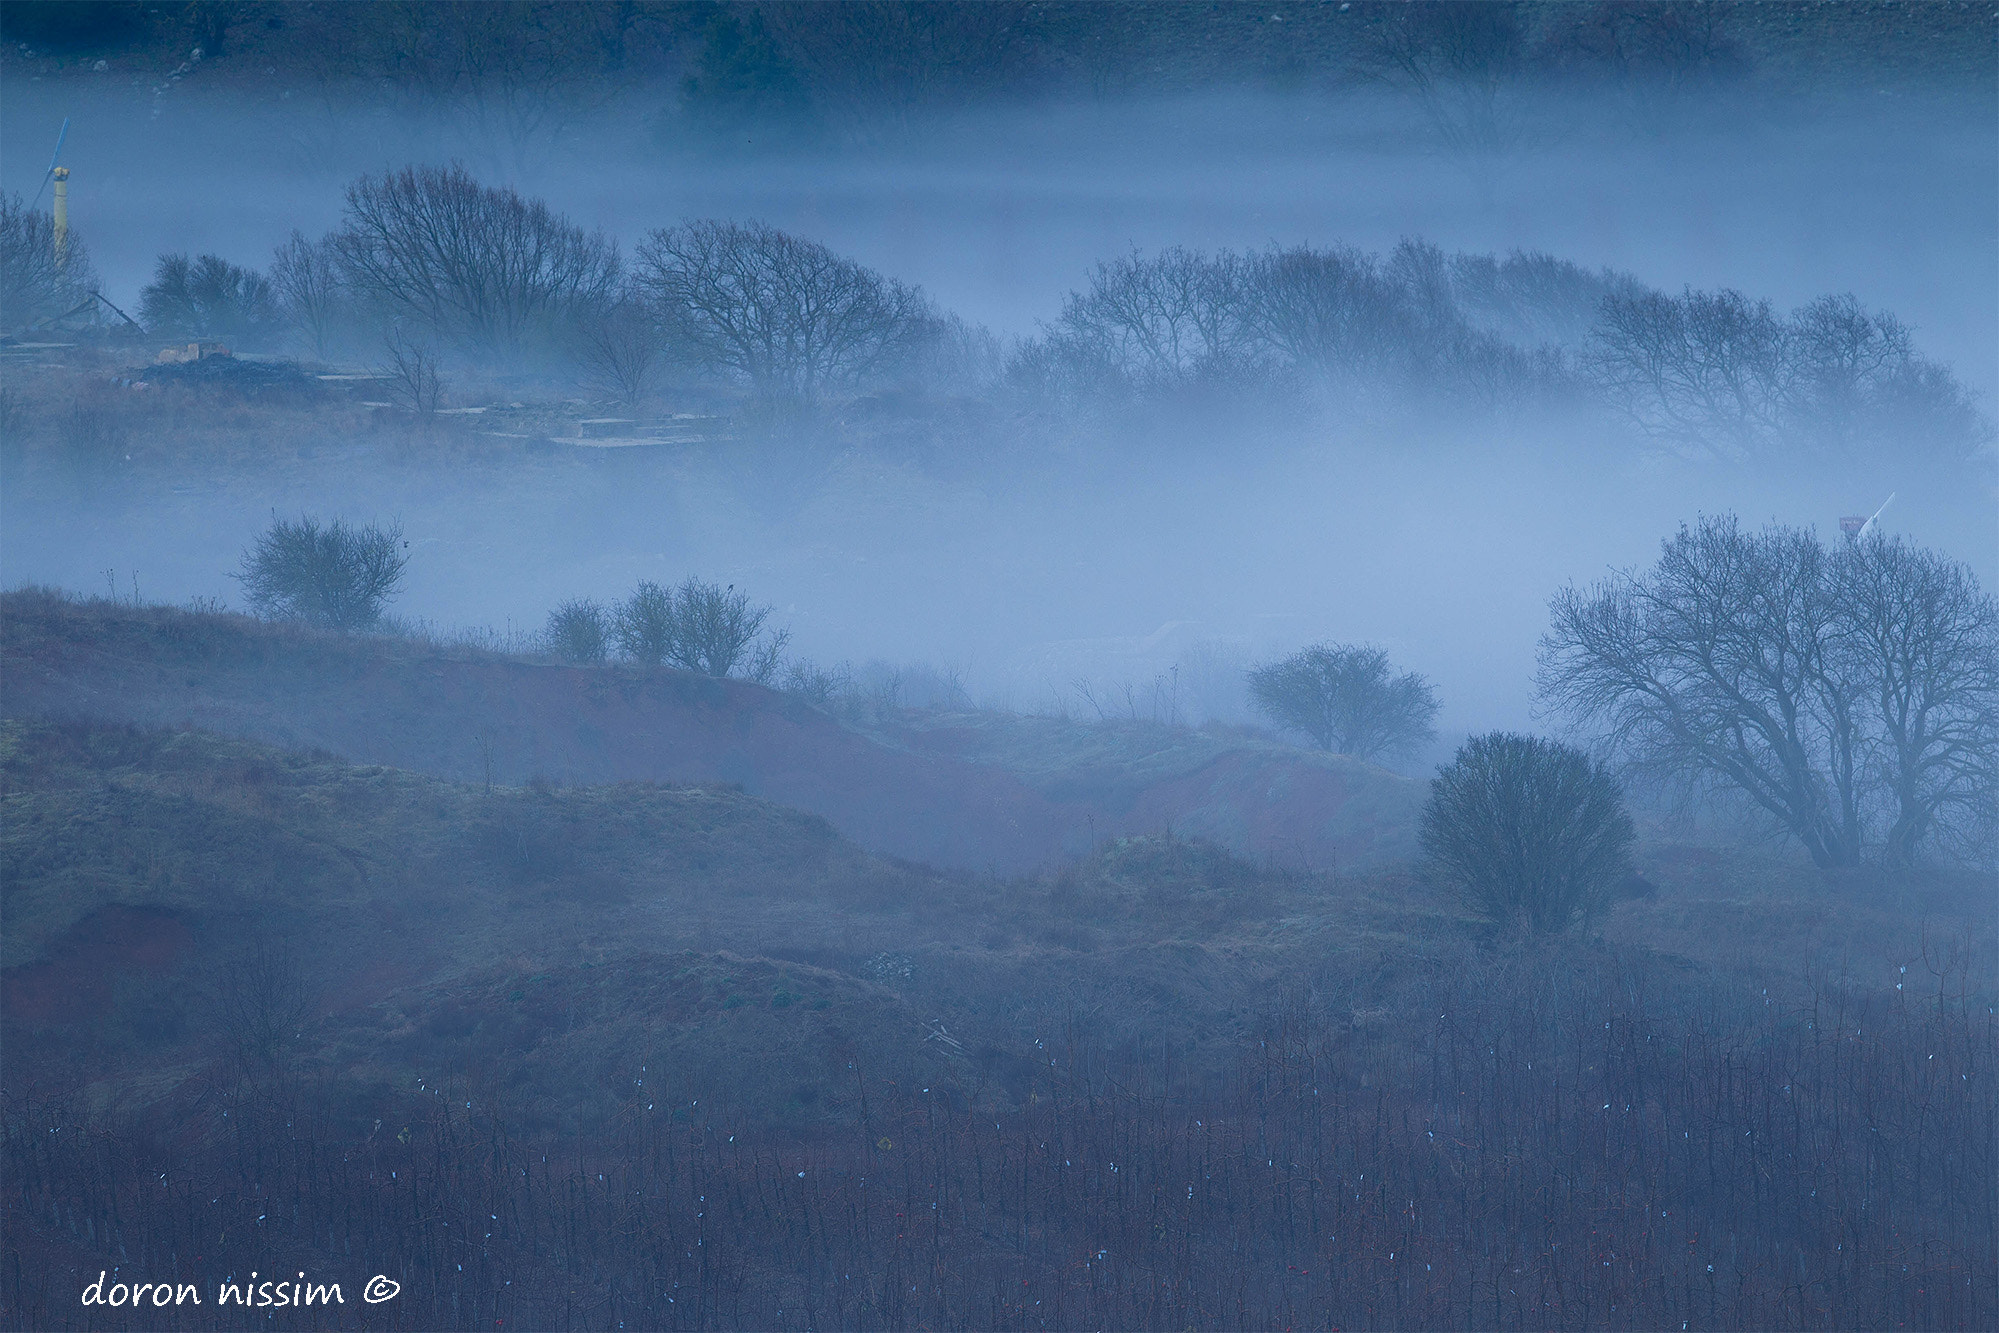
[134,354,327,400]
[0,590,1420,873]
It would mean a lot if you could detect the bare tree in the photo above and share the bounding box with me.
[545,597,611,665]
[1043,246,1267,399]
[1540,515,1998,869]
[1,192,100,328]
[269,230,344,359]
[217,937,314,1073]
[1446,248,1641,349]
[614,577,789,681]
[381,329,446,420]
[334,164,621,362]
[372,2,650,173]
[634,219,935,403]
[1836,535,1999,866]
[1247,643,1439,762]
[573,295,662,410]
[1361,0,1532,183]
[1422,732,1634,933]
[237,515,409,630]
[1239,243,1406,392]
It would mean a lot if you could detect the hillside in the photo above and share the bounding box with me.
[0,589,1423,874]
[3,714,1991,1330]
[0,715,1424,1133]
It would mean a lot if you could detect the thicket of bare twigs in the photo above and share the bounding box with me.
[5,945,1988,1330]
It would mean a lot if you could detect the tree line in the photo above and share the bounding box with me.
[5,162,1985,480]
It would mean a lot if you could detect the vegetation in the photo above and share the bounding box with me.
[544,597,611,665]
[0,715,1989,1332]
[1247,642,1440,761]
[1587,288,1992,472]
[235,514,408,630]
[612,577,789,680]
[635,219,937,404]
[0,191,99,329]
[331,164,620,362]
[137,252,279,344]
[1541,517,1999,869]
[1422,731,1635,932]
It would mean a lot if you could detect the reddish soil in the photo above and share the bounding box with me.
[1,594,1419,874]
[1,905,193,1024]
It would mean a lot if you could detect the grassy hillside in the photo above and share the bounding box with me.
[3,713,1992,1328]
[0,588,1423,873]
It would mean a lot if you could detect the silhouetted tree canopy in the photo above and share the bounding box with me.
[1540,516,1999,869]
[139,252,279,344]
[1247,643,1439,762]
[236,515,408,630]
[614,577,789,681]
[635,219,935,402]
[333,164,620,362]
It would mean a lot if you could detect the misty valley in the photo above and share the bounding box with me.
[1,4,1994,1331]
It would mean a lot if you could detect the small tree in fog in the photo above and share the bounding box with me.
[1247,644,1439,762]
[614,577,789,681]
[573,295,662,409]
[545,598,611,665]
[1422,732,1634,934]
[139,252,280,344]
[269,230,344,359]
[333,164,620,361]
[634,219,934,402]
[237,515,408,630]
[381,328,446,420]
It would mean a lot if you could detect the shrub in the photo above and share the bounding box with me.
[1246,643,1439,761]
[612,577,789,680]
[1421,732,1634,933]
[236,515,408,630]
[545,599,611,665]
[138,252,280,344]
[779,658,853,708]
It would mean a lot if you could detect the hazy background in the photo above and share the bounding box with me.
[4,3,1993,755]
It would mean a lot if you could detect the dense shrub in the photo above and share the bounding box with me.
[544,598,611,665]
[235,515,408,630]
[138,252,280,344]
[1421,731,1635,932]
[1247,643,1439,761]
[612,577,788,680]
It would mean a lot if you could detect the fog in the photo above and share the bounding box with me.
[5,12,1996,1327]
[5,73,1992,756]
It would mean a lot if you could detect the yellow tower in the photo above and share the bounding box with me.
[51,166,69,268]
